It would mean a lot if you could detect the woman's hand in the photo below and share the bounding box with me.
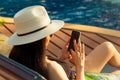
[60,38,85,68]
[69,38,85,68]
[60,40,70,60]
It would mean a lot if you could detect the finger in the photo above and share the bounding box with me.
[77,51,80,58]
[65,39,70,47]
[66,39,70,45]
[70,49,74,55]
[78,37,81,46]
[73,39,77,51]
[63,39,70,49]
[81,43,85,59]
[68,53,72,60]
[82,43,85,54]
[77,38,81,52]
[70,49,77,57]
[80,42,84,53]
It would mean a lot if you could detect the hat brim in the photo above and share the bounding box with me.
[8,20,64,45]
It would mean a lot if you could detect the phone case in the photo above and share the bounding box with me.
[68,30,80,51]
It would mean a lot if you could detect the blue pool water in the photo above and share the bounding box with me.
[0,0,120,30]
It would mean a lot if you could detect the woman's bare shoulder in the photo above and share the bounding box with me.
[46,58,60,67]
[46,58,69,80]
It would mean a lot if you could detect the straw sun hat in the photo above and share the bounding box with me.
[8,5,64,45]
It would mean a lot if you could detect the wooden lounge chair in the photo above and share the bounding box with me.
[0,54,46,80]
[1,16,120,73]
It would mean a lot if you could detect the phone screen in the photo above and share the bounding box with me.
[68,30,80,51]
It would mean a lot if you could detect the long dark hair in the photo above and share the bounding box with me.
[9,38,49,79]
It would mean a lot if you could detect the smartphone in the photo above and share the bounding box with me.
[68,30,80,51]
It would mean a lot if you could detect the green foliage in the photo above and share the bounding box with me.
[0,19,5,26]
[0,40,4,42]
[0,7,4,26]
[0,7,5,42]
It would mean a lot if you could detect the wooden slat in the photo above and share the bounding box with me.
[4,23,15,33]
[0,23,15,37]
[47,42,61,58]
[82,32,104,44]
[50,34,65,49]
[0,26,12,37]
[46,50,57,58]
[98,34,120,46]
[55,29,70,42]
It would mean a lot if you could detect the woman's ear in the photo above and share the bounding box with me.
[45,36,51,47]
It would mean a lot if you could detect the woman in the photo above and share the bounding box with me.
[8,5,85,80]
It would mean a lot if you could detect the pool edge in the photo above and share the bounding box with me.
[1,16,120,38]
[64,23,120,38]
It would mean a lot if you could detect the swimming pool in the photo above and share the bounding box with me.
[0,0,120,30]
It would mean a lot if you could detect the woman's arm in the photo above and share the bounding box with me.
[76,67,85,80]
[60,38,85,80]
[70,40,85,80]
